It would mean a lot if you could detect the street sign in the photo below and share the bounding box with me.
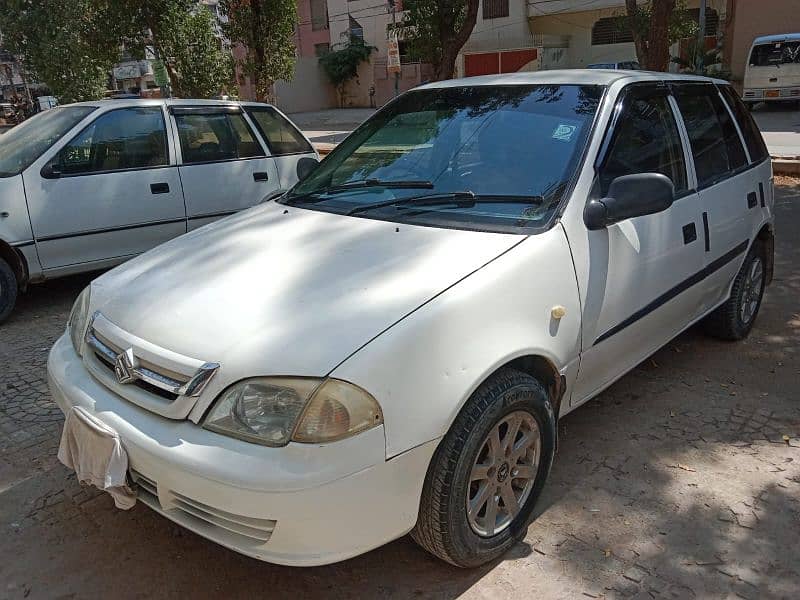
[152,60,169,88]
[387,38,401,75]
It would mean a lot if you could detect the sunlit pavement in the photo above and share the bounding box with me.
[0,183,798,599]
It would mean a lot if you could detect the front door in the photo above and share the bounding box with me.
[568,85,706,405]
[25,106,186,271]
[169,107,280,231]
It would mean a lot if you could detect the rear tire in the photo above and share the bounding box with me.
[0,258,18,324]
[411,368,556,567]
[703,245,765,341]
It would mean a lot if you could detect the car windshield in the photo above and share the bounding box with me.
[0,106,96,177]
[750,40,800,66]
[284,84,603,232]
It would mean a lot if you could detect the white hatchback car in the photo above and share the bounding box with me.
[48,71,774,567]
[0,99,317,322]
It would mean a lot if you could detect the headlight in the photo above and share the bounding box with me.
[203,377,383,446]
[67,286,91,356]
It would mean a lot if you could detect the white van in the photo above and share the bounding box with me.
[0,99,318,322]
[49,71,773,568]
[742,33,800,106]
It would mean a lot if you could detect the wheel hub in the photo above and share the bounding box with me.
[496,462,510,483]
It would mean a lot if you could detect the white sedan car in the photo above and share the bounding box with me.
[48,70,773,567]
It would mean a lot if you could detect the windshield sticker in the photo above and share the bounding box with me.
[552,124,577,142]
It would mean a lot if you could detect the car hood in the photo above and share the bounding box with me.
[92,201,524,380]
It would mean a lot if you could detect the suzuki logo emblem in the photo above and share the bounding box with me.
[114,348,137,385]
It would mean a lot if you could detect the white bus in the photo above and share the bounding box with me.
[742,33,800,107]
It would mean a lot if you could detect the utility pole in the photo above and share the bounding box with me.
[387,0,401,97]
[696,0,707,74]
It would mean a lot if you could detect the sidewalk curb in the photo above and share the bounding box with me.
[773,157,800,176]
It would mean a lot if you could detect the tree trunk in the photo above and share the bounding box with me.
[625,0,648,68]
[432,0,480,81]
[647,0,675,72]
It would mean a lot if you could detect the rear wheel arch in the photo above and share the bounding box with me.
[754,224,774,285]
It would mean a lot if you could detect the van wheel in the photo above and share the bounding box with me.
[411,368,556,567]
[703,246,765,341]
[0,258,18,324]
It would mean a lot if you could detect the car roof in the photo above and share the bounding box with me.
[415,69,728,90]
[752,33,800,45]
[61,98,277,110]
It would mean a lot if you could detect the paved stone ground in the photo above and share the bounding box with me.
[1,183,799,600]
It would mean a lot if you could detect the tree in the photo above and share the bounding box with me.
[0,0,124,102]
[399,0,480,81]
[621,0,698,72]
[220,0,297,102]
[105,0,234,98]
[319,37,375,107]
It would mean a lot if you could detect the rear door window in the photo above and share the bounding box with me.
[245,107,313,155]
[598,90,687,195]
[58,107,168,175]
[174,111,265,164]
[718,85,770,164]
[749,40,800,66]
[672,85,747,188]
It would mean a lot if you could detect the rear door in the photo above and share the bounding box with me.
[243,105,318,191]
[170,106,280,231]
[671,83,761,313]
[25,105,186,271]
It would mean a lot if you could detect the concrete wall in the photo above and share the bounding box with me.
[274,56,338,112]
[724,0,800,86]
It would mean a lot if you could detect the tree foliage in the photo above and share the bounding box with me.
[620,0,698,72]
[399,0,479,81]
[220,0,297,102]
[0,0,124,102]
[318,37,375,107]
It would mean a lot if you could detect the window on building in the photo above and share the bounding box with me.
[687,7,719,37]
[591,17,633,46]
[349,15,364,40]
[58,107,168,174]
[673,85,747,188]
[310,0,328,31]
[245,107,313,155]
[598,91,687,196]
[314,43,330,57]
[483,0,509,19]
[175,111,264,164]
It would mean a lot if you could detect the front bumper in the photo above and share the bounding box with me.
[48,333,437,566]
[743,87,800,102]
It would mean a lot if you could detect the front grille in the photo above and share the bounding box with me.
[82,312,220,419]
[130,470,276,546]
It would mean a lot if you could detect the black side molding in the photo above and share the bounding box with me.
[702,212,710,252]
[758,182,765,207]
[593,240,749,346]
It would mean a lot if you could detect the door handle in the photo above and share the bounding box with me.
[150,182,170,194]
[747,191,757,209]
[682,223,697,245]
[253,172,269,182]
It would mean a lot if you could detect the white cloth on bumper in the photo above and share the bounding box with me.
[58,406,137,509]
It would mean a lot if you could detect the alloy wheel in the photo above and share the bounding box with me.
[466,411,541,537]
[739,257,763,325]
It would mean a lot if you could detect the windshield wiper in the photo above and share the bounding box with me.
[284,179,434,206]
[326,178,434,193]
[346,192,543,216]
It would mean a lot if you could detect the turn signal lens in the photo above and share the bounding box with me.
[292,379,383,443]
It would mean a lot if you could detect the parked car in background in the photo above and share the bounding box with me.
[743,33,800,107]
[0,99,317,322]
[0,102,18,125]
[49,70,773,568]
[587,61,641,70]
[36,95,59,112]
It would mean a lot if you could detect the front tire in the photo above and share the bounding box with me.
[411,368,556,567]
[703,245,766,340]
[0,258,18,324]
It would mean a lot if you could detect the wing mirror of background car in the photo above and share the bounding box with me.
[584,173,675,230]
[40,160,62,179]
[296,157,320,182]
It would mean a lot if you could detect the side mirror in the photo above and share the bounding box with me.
[296,157,319,182]
[40,160,62,179]
[584,173,674,230]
